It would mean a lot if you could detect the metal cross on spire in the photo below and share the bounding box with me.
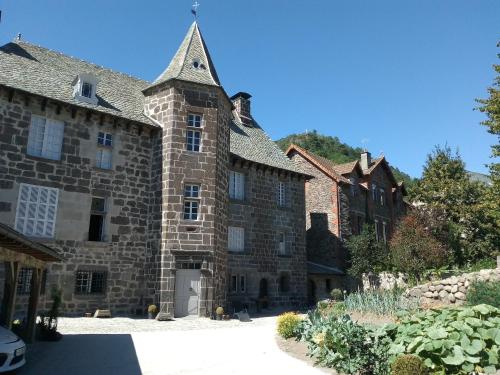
[191,1,200,19]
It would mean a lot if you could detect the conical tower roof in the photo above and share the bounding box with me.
[150,22,221,88]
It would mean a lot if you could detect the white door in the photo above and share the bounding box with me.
[174,270,201,317]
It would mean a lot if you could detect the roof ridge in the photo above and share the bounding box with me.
[286,144,351,184]
[11,40,151,84]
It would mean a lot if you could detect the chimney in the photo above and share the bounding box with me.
[231,92,252,119]
[360,150,371,170]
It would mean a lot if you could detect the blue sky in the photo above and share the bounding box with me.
[1,1,498,178]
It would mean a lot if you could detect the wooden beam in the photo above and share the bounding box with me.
[41,98,47,112]
[25,267,42,343]
[2,261,19,329]
[71,107,77,119]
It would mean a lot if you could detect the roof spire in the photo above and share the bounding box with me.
[148,21,221,89]
[191,1,200,19]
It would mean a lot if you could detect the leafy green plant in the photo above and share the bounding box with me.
[330,288,343,301]
[383,304,500,374]
[147,304,158,314]
[467,281,500,308]
[298,310,390,374]
[346,224,388,277]
[276,312,302,339]
[37,287,62,341]
[344,288,419,316]
[391,354,428,375]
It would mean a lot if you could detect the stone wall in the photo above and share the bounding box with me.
[361,272,407,291]
[289,152,345,268]
[144,80,231,317]
[0,87,158,315]
[226,158,307,310]
[405,268,500,305]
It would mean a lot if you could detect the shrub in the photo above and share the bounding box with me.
[346,224,388,277]
[467,281,500,308]
[383,304,500,374]
[317,300,329,311]
[299,310,390,374]
[215,306,224,315]
[37,287,62,341]
[389,214,450,282]
[330,288,343,301]
[276,312,302,339]
[344,288,418,316]
[391,354,428,375]
[147,304,158,314]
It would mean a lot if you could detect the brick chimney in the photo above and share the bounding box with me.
[231,92,252,119]
[360,150,371,170]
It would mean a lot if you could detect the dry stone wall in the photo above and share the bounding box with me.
[405,268,500,305]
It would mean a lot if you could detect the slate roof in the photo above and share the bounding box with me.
[0,30,303,175]
[230,113,306,174]
[363,157,384,174]
[467,171,492,186]
[0,222,62,262]
[285,144,351,183]
[0,39,157,126]
[331,160,359,175]
[307,261,344,276]
[150,22,220,89]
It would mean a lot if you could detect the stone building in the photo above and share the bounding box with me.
[0,22,308,318]
[286,144,407,301]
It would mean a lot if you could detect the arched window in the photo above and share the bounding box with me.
[279,274,290,293]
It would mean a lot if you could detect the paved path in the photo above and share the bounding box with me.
[20,316,325,375]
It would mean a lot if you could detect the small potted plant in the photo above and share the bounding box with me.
[215,306,224,321]
[147,304,158,319]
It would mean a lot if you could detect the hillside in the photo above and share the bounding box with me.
[276,131,417,190]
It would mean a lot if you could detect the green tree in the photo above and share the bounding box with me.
[389,214,450,282]
[476,47,500,257]
[413,146,497,265]
[346,224,387,277]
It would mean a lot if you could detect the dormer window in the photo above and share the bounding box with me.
[73,73,98,105]
[191,59,206,70]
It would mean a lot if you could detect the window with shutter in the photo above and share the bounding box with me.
[96,149,112,169]
[228,226,244,252]
[278,232,286,255]
[15,184,59,238]
[229,171,245,200]
[27,115,64,160]
[278,182,286,206]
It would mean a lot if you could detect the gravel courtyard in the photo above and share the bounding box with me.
[19,315,327,375]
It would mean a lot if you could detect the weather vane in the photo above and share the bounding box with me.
[191,1,200,19]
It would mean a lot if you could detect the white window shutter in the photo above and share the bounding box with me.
[27,116,46,157]
[15,184,58,238]
[236,173,244,200]
[229,171,235,198]
[102,149,112,169]
[42,119,64,160]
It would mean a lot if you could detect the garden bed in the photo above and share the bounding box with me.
[276,335,337,374]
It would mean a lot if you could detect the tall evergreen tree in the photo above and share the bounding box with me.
[414,146,497,265]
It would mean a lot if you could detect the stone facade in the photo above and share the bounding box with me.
[0,22,308,317]
[0,86,156,314]
[143,79,232,318]
[227,158,307,310]
[405,268,500,306]
[286,146,408,302]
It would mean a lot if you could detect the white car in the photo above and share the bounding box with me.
[0,326,26,372]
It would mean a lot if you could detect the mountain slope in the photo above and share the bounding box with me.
[276,131,416,190]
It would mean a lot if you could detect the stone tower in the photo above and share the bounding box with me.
[143,22,231,318]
